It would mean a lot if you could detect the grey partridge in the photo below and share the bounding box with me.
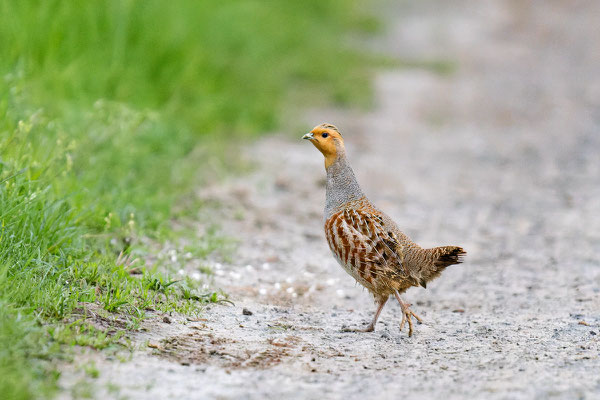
[303,123,465,336]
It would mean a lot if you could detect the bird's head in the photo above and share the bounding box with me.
[302,123,345,168]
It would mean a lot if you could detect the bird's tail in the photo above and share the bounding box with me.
[418,246,466,288]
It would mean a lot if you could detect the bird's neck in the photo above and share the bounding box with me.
[324,152,365,219]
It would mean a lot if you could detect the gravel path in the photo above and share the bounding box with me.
[60,1,600,399]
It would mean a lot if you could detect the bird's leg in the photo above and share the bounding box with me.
[394,290,422,337]
[342,297,388,332]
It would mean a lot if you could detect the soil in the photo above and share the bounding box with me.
[58,1,600,399]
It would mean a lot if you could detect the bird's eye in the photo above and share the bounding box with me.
[322,132,329,138]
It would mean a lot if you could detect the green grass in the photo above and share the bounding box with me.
[0,1,379,398]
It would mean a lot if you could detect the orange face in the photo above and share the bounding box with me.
[303,123,344,168]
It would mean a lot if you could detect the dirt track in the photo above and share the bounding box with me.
[60,1,600,399]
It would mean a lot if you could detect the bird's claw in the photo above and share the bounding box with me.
[399,303,422,337]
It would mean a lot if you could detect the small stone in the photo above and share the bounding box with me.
[163,316,172,324]
[242,308,253,316]
[590,331,597,336]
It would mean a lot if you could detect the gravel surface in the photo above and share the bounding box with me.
[59,1,600,399]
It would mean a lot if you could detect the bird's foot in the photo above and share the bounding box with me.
[394,290,423,337]
[341,323,375,333]
[399,303,422,337]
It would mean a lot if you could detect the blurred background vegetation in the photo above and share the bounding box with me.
[0,0,380,398]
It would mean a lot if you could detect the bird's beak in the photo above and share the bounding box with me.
[302,132,314,140]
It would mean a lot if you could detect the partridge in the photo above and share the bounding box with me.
[303,123,465,336]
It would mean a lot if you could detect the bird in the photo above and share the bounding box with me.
[302,123,465,336]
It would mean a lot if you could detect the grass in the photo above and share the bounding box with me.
[0,0,380,398]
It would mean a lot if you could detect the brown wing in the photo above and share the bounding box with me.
[325,208,409,285]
